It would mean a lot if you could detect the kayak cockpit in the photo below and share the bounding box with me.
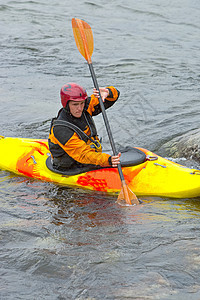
[46,147,147,175]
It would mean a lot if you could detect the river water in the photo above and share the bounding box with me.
[1,0,200,299]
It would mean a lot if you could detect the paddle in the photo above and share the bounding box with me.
[71,18,139,206]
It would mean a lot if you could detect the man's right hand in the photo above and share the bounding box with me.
[111,152,121,167]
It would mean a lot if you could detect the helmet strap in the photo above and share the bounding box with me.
[64,102,70,113]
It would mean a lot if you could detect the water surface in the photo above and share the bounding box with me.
[1,0,200,299]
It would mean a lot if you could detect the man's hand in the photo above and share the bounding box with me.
[111,152,121,168]
[93,88,109,102]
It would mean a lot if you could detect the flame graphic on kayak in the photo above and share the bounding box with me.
[16,141,49,179]
[77,164,146,192]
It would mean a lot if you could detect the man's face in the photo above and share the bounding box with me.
[68,100,85,118]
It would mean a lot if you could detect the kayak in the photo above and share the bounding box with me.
[0,135,200,198]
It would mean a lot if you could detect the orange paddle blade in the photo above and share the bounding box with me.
[72,18,94,63]
[117,180,139,206]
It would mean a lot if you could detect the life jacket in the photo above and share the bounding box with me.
[52,111,102,150]
[48,110,102,170]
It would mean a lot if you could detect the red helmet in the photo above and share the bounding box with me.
[60,82,88,108]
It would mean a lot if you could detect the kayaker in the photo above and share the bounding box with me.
[48,82,121,171]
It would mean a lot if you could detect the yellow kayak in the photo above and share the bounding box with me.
[0,135,200,198]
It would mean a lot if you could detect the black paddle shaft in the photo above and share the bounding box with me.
[88,62,125,181]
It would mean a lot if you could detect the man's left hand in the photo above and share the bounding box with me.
[93,88,109,102]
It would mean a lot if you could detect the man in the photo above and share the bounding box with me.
[48,82,121,171]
